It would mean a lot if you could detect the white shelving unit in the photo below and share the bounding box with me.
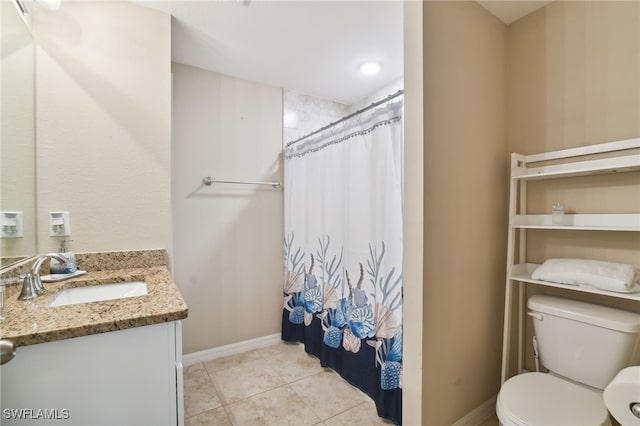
[500,138,640,384]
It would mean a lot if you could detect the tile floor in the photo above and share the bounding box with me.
[183,340,396,426]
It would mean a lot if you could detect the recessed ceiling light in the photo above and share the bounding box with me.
[360,62,381,75]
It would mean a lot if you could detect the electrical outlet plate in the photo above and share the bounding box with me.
[49,211,70,236]
[1,211,23,238]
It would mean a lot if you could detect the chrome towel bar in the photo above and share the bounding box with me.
[202,176,281,188]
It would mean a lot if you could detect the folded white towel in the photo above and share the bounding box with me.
[532,258,640,293]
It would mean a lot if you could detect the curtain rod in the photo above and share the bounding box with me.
[285,89,404,147]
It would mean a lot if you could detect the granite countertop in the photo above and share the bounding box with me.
[0,250,188,347]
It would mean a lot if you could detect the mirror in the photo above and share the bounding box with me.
[0,0,37,268]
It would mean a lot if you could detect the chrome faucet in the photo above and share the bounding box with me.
[18,253,68,301]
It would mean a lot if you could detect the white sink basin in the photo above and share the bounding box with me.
[49,281,147,307]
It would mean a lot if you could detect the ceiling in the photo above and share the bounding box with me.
[137,1,550,105]
[478,0,552,24]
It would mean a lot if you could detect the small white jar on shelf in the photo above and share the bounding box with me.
[552,203,565,225]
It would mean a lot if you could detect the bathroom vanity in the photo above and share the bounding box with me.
[0,250,188,426]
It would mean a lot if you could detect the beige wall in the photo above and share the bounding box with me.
[402,1,424,424]
[421,2,508,424]
[171,63,283,354]
[508,1,640,154]
[33,1,172,256]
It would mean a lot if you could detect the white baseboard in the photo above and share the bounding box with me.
[182,333,282,366]
[452,395,497,426]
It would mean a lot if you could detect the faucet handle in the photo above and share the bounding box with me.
[17,253,68,301]
[18,272,40,301]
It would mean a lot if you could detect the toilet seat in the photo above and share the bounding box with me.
[497,372,611,426]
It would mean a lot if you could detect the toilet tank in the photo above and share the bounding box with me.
[528,295,640,390]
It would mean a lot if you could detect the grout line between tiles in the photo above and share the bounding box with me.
[220,404,235,426]
[204,353,293,409]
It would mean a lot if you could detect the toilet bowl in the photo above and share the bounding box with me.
[497,295,640,426]
[496,372,611,426]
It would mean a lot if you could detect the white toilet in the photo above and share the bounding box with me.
[497,294,640,426]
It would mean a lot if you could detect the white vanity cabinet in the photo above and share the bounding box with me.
[0,321,184,426]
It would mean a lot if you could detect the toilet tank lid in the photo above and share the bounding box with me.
[528,295,640,333]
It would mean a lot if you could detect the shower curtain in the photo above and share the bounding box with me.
[282,97,403,425]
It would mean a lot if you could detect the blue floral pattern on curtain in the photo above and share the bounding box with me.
[282,99,403,425]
